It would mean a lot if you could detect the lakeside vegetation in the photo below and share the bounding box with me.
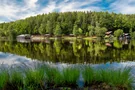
[0,64,133,90]
[1,11,135,40]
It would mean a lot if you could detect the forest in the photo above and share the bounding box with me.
[0,11,135,39]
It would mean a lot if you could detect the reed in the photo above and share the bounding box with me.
[62,67,80,87]
[82,67,133,89]
[0,70,9,89]
[0,64,133,90]
[24,65,46,89]
[82,67,94,85]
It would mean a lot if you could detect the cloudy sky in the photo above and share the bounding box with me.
[0,0,135,23]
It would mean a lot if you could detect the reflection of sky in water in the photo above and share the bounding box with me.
[0,52,34,66]
[1,51,135,73]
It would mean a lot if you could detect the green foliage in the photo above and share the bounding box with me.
[113,40,122,48]
[114,29,123,37]
[73,24,79,36]
[44,66,59,84]
[82,67,133,89]
[1,11,135,38]
[24,66,45,88]
[46,21,53,34]
[98,68,133,88]
[38,24,45,34]
[88,25,95,36]
[131,31,135,39]
[62,67,80,86]
[78,28,83,36]
[82,67,94,85]
[0,70,9,89]
[9,70,23,88]
[54,40,62,55]
[95,27,107,37]
[0,64,133,89]
[54,23,62,36]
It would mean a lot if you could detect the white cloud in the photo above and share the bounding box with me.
[57,0,101,12]
[109,0,135,14]
[0,0,39,21]
[24,0,38,8]
[0,1,18,21]
[39,0,56,14]
[4,0,135,23]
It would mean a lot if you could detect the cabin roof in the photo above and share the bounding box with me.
[17,34,30,37]
[105,31,112,35]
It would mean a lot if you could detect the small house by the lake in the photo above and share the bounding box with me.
[105,31,112,35]
[104,31,113,39]
[17,34,31,39]
[30,35,45,42]
[17,34,31,43]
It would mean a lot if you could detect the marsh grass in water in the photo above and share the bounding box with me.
[82,67,94,85]
[82,67,133,89]
[24,65,46,89]
[0,64,133,90]
[62,67,80,87]
[7,70,23,89]
[44,66,62,88]
[0,70,9,89]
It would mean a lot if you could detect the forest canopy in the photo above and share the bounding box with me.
[0,11,135,39]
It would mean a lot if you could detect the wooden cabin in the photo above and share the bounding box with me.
[105,31,112,35]
[17,34,31,39]
[17,34,31,43]
[30,35,45,40]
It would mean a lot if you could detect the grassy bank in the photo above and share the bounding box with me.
[0,64,133,90]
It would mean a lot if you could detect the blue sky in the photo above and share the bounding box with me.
[0,0,135,23]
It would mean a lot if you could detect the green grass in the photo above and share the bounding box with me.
[0,64,133,90]
[0,70,9,89]
[99,68,133,88]
[9,70,24,89]
[62,67,80,87]
[82,67,133,89]
[44,66,63,87]
[24,65,46,89]
[82,67,94,85]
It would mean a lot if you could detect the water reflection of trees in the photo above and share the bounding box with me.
[0,40,135,64]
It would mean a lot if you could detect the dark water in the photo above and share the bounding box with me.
[0,39,135,64]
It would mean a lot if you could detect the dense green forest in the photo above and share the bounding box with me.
[0,11,135,39]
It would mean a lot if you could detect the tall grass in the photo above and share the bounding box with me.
[82,67,94,85]
[44,66,63,87]
[82,67,133,89]
[0,70,9,89]
[45,67,80,87]
[8,70,24,89]
[62,67,80,87]
[24,65,46,89]
[99,68,133,88]
[0,64,133,90]
[0,67,24,90]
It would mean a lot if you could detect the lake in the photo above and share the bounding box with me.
[1,39,135,89]
[0,39,135,64]
[0,39,135,70]
[0,39,135,67]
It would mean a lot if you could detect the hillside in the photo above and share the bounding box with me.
[0,11,135,39]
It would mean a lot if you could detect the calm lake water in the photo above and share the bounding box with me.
[1,39,135,88]
[0,39,135,70]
